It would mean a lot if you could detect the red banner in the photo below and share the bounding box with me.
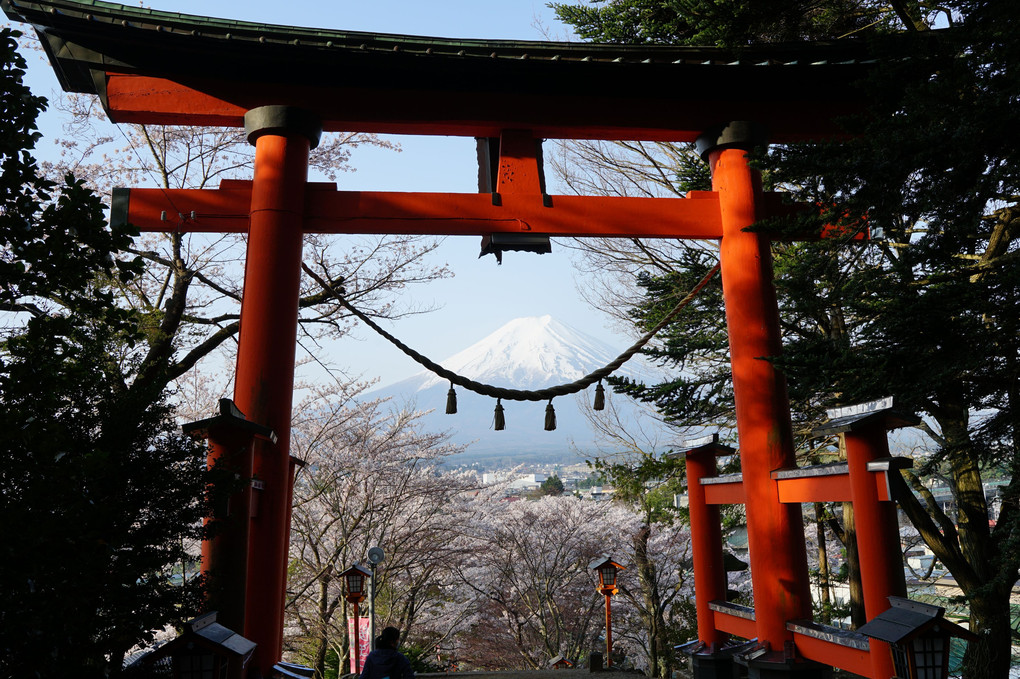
[347,617,371,673]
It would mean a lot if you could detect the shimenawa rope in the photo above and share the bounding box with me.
[302,262,720,407]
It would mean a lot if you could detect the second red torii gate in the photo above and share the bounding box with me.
[2,0,903,676]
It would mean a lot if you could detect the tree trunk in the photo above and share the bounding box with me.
[814,503,832,625]
[342,597,352,677]
[313,575,332,679]
[963,590,1013,679]
[633,523,671,679]
[841,501,866,629]
[835,436,865,628]
[938,402,1010,679]
[893,390,1017,679]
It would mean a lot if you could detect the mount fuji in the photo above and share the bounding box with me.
[366,315,662,462]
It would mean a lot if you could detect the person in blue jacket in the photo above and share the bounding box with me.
[359,627,414,679]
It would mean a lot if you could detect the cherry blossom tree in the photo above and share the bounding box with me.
[284,380,475,678]
[613,521,696,674]
[39,92,452,399]
[448,496,639,670]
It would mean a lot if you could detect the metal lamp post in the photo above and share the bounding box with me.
[367,547,385,651]
[589,556,625,667]
[341,564,372,673]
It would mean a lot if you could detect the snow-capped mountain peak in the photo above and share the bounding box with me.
[365,316,662,460]
[407,315,619,392]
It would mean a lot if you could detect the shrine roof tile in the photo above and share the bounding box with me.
[4,0,886,79]
[2,0,947,140]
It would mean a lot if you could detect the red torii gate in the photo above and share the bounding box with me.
[3,0,905,677]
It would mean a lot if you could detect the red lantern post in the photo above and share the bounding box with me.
[341,564,372,673]
[589,557,625,667]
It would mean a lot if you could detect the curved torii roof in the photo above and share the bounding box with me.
[4,0,895,141]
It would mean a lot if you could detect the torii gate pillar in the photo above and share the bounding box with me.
[699,124,815,674]
[213,106,321,673]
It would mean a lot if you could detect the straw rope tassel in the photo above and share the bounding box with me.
[545,399,557,431]
[493,399,505,431]
[593,381,606,411]
[446,382,458,414]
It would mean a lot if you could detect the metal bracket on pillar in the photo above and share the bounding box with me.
[244,105,323,149]
[695,121,770,160]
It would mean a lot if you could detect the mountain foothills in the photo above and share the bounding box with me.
[367,315,664,461]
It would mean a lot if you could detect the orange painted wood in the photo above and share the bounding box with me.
[713,147,811,650]
[120,184,255,232]
[99,71,864,142]
[845,426,906,679]
[103,73,248,128]
[119,184,727,238]
[304,192,726,238]
[791,632,874,677]
[496,131,545,195]
[703,481,747,505]
[233,132,310,672]
[686,453,728,646]
[119,182,849,240]
[771,470,895,503]
[712,609,757,640]
[198,426,257,637]
[874,469,894,502]
[776,474,852,503]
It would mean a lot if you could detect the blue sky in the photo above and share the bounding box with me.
[15,1,650,388]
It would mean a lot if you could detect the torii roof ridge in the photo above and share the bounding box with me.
[5,0,880,64]
[2,0,944,141]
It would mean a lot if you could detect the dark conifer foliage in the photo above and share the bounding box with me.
[551,0,899,46]
[1,28,218,677]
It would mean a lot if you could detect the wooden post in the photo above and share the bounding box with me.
[605,593,613,667]
[846,426,907,679]
[813,398,918,679]
[234,106,320,673]
[186,399,276,637]
[679,436,732,647]
[700,122,812,657]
